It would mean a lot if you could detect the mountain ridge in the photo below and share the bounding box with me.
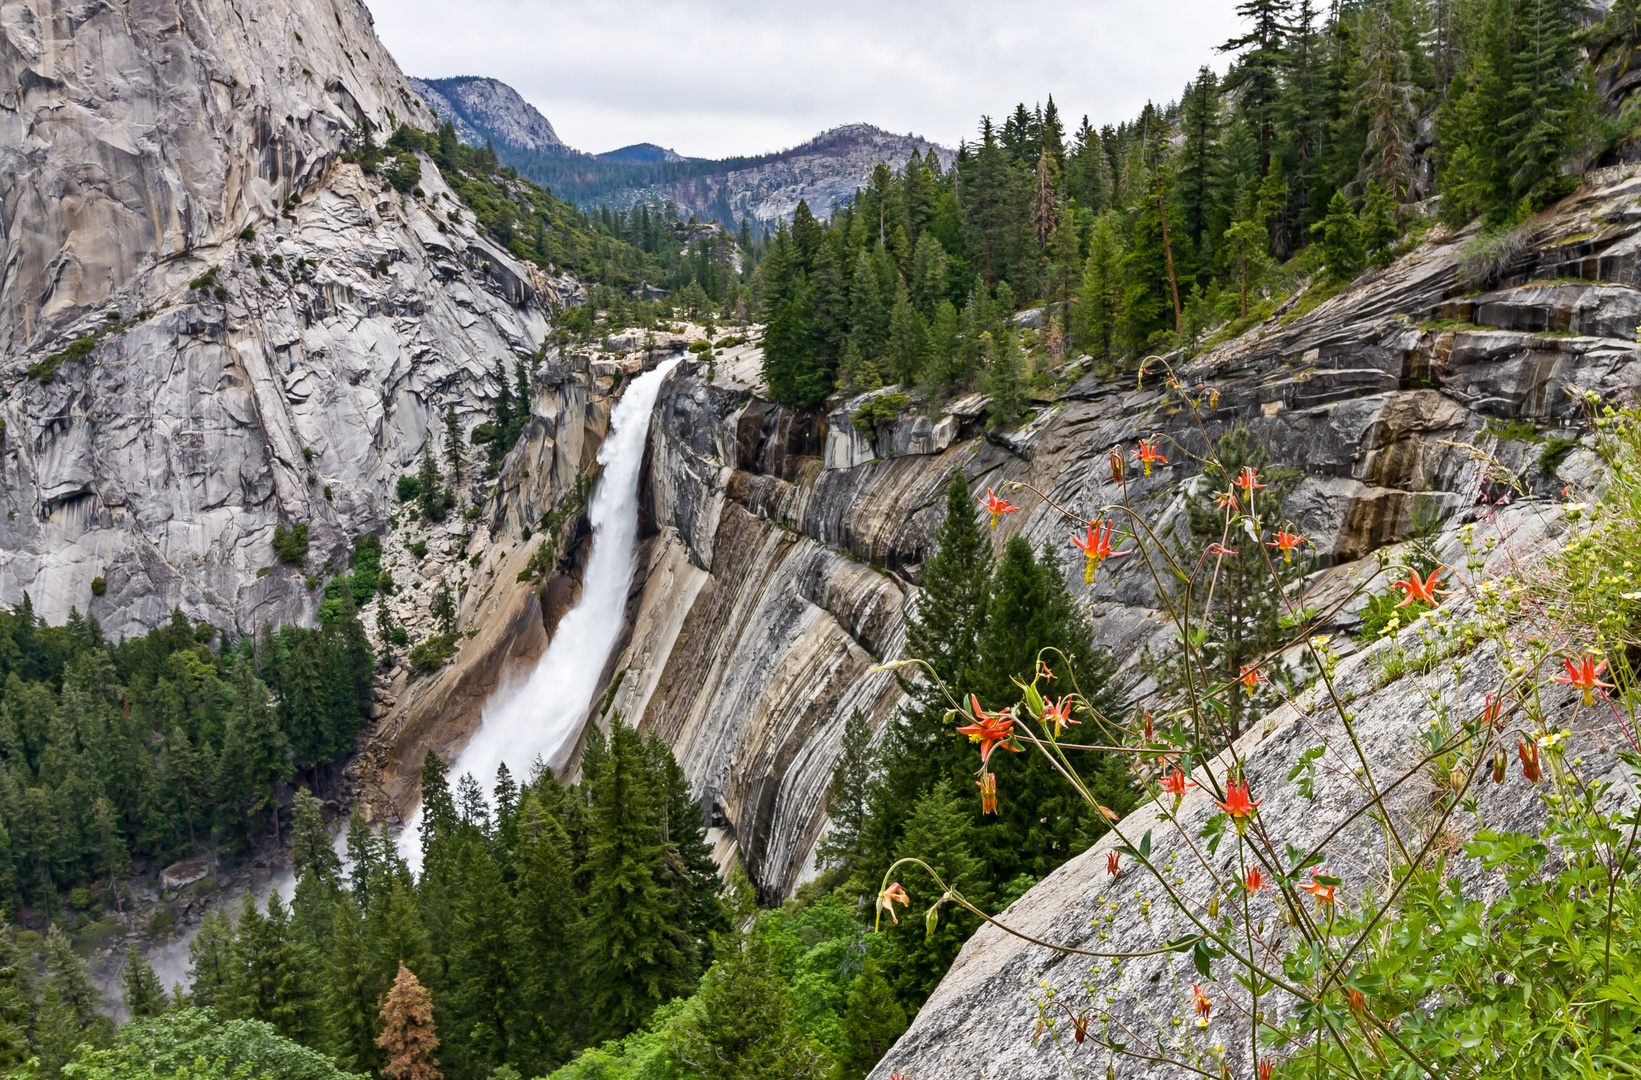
[403,73,952,223]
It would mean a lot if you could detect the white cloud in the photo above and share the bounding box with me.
[369,0,1244,158]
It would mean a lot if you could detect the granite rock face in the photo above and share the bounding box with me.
[598,168,1641,915]
[0,0,569,640]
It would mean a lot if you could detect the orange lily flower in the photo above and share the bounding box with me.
[1299,868,1338,912]
[1191,983,1212,1018]
[1239,664,1266,690]
[1133,438,1168,476]
[1071,521,1131,582]
[1109,450,1126,483]
[977,772,998,814]
[1215,780,1262,834]
[1268,528,1305,563]
[1159,767,1194,806]
[1233,466,1265,496]
[978,488,1019,530]
[1392,566,1453,609]
[1041,697,1077,737]
[1553,654,1613,706]
[956,696,1021,764]
[1244,865,1268,893]
[1106,850,1121,877]
[877,881,910,926]
[1517,738,1542,784]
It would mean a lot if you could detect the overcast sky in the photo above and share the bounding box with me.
[369,0,1245,159]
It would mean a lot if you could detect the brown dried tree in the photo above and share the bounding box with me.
[376,963,441,1080]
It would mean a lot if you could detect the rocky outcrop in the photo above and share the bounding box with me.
[0,0,573,640]
[406,76,570,156]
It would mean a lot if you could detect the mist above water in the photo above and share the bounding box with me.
[401,357,680,869]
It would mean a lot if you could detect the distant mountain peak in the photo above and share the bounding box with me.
[597,143,692,164]
[406,76,571,156]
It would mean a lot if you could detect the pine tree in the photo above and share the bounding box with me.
[1356,0,1416,195]
[1360,181,1399,264]
[1176,67,1224,264]
[668,919,827,1080]
[580,718,681,1040]
[1316,189,1364,282]
[511,789,578,1070]
[1170,427,1306,740]
[223,893,322,1045]
[417,439,446,524]
[442,402,463,485]
[816,708,875,872]
[884,284,925,386]
[187,908,236,1008]
[35,926,113,1074]
[646,731,725,967]
[983,330,1029,431]
[378,964,442,1080]
[833,958,908,1080]
[909,233,950,314]
[923,301,962,397]
[122,939,167,1018]
[1076,215,1125,360]
[324,891,382,1073]
[881,779,986,1005]
[1221,0,1292,174]
[448,836,518,1073]
[291,788,340,888]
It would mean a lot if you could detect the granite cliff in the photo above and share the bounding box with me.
[0,0,576,642]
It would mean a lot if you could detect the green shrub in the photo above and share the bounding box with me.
[90,577,106,597]
[408,632,458,672]
[409,540,428,559]
[1538,435,1579,474]
[470,422,498,445]
[239,226,255,241]
[850,392,910,434]
[396,475,422,502]
[189,267,217,291]
[386,152,421,194]
[388,625,410,647]
[272,522,309,566]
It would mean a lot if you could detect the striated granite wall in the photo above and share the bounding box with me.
[590,169,1641,913]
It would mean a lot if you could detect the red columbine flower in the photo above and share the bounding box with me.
[1132,438,1168,476]
[1299,868,1338,912]
[1553,654,1613,706]
[1258,1060,1274,1080]
[1106,850,1121,877]
[1109,450,1126,483]
[1036,659,1058,681]
[1239,664,1266,690]
[1392,566,1453,608]
[1268,528,1305,563]
[978,488,1019,530]
[956,696,1021,764]
[1517,738,1542,784]
[1347,988,1367,1015]
[1071,521,1131,582]
[1207,542,1236,556]
[877,882,910,926]
[1233,466,1265,496]
[1480,694,1503,730]
[1191,983,1212,1018]
[1244,865,1268,893]
[1041,697,1077,737]
[1214,489,1240,515]
[1159,767,1194,806]
[977,772,998,814]
[1215,780,1262,834]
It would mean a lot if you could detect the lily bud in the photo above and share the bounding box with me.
[925,904,940,940]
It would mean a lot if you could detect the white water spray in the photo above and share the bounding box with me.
[400,357,680,868]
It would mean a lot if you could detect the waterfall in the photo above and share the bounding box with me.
[401,357,680,866]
